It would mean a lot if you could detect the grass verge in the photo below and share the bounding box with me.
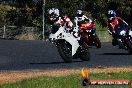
[0,72,132,88]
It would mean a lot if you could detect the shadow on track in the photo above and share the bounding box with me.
[30,61,83,65]
[102,53,131,55]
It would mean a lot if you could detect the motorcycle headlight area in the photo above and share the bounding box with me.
[119,30,126,36]
[86,27,94,32]
[129,30,132,37]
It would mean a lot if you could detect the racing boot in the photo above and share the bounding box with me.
[112,38,117,46]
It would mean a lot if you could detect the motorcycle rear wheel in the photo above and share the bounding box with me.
[57,40,72,63]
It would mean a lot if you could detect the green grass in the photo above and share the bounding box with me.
[0,72,132,88]
[96,30,112,42]
[95,22,112,42]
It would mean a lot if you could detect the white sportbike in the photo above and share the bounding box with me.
[49,23,90,63]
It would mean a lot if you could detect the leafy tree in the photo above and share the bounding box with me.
[15,0,34,8]
[0,7,8,25]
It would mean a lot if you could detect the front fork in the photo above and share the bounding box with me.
[79,32,96,47]
[117,38,129,50]
[123,37,132,50]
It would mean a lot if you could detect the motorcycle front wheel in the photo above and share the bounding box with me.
[79,46,90,61]
[125,38,132,54]
[57,40,72,63]
[93,33,101,48]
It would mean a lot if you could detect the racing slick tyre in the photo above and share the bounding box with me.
[79,46,90,61]
[57,40,72,63]
[112,39,118,46]
[125,38,132,54]
[93,33,101,48]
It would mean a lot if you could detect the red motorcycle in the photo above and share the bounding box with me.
[79,21,101,48]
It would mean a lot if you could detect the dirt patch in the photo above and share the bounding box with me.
[15,33,39,40]
[0,67,132,85]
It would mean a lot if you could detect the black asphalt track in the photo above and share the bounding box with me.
[0,40,131,71]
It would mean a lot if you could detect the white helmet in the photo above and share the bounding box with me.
[48,8,60,20]
[77,10,83,17]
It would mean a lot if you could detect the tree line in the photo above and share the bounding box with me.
[45,0,132,27]
[0,0,43,27]
[0,0,132,29]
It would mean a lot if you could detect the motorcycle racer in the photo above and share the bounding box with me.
[73,10,101,48]
[48,8,73,33]
[106,10,129,46]
[48,9,90,62]
[74,10,93,32]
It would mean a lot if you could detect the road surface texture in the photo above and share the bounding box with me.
[0,40,131,71]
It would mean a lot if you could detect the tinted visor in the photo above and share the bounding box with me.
[77,14,83,17]
[107,14,115,18]
[49,13,58,20]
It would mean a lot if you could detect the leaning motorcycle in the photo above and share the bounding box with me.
[49,23,90,63]
[112,22,132,54]
[78,20,101,48]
